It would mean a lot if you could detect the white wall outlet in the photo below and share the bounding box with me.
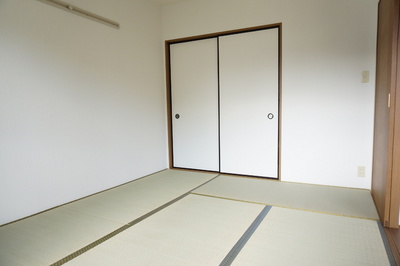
[357,166,366,177]
[361,71,369,83]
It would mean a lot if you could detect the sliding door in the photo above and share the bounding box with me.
[219,29,279,178]
[170,38,220,171]
[168,26,280,178]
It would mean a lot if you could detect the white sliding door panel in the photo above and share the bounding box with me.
[219,29,279,178]
[170,38,219,171]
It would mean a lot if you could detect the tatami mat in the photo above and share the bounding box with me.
[0,170,388,265]
[64,169,217,224]
[0,169,217,265]
[0,207,122,266]
[193,175,379,220]
[232,207,391,266]
[64,194,264,266]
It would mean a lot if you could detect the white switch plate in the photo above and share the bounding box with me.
[361,71,369,83]
[358,166,365,177]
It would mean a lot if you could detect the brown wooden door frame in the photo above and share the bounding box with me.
[372,0,400,228]
[388,10,400,227]
[165,23,283,180]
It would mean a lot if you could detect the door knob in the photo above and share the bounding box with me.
[175,114,180,119]
[267,113,274,119]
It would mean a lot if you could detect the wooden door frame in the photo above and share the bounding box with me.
[165,23,282,180]
[372,0,400,228]
[388,4,400,226]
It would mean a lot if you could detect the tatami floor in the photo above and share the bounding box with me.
[0,169,395,265]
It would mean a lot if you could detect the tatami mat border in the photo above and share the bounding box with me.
[191,192,380,221]
[220,205,272,266]
[50,174,220,265]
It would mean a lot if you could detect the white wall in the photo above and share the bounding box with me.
[0,0,167,225]
[162,0,378,189]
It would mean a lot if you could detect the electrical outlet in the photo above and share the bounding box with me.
[357,166,365,177]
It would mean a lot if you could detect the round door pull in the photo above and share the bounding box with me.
[267,113,274,119]
[175,114,180,119]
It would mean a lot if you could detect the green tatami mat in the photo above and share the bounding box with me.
[193,175,379,220]
[0,170,217,265]
[0,207,122,266]
[64,169,218,224]
[232,207,391,266]
[65,194,265,266]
